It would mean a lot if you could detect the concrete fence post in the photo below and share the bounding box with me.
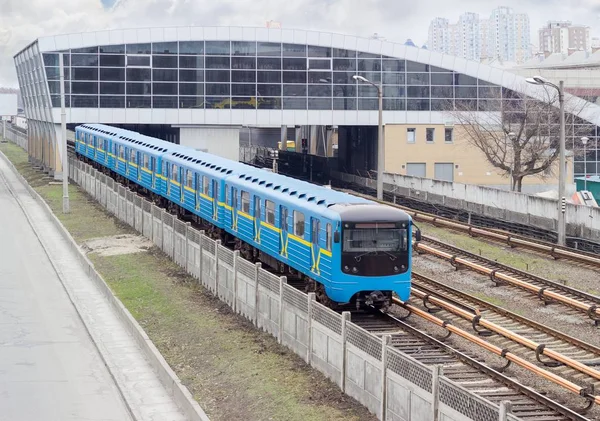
[499,401,512,421]
[198,232,204,286]
[232,251,240,313]
[306,292,316,364]
[278,276,286,344]
[432,365,443,421]
[380,335,391,420]
[254,262,262,325]
[341,311,351,392]
[214,240,221,295]
[184,222,191,274]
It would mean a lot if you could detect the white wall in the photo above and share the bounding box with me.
[179,126,241,161]
[0,94,18,116]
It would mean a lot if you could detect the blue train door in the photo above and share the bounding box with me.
[195,174,201,211]
[151,157,156,189]
[253,196,261,243]
[180,167,185,203]
[280,206,288,257]
[212,179,218,220]
[231,187,238,231]
[311,218,321,275]
[137,152,142,181]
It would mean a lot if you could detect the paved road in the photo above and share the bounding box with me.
[0,155,190,421]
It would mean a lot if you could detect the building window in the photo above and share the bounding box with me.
[445,128,454,143]
[407,128,416,143]
[426,128,435,143]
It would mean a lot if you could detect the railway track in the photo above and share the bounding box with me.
[415,236,600,326]
[352,310,590,420]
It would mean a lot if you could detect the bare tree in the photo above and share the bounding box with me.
[445,85,591,192]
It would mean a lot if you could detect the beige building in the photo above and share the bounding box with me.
[539,21,591,54]
[383,124,572,192]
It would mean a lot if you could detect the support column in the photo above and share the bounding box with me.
[309,125,318,155]
[280,125,288,149]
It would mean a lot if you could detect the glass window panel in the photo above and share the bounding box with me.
[283,58,306,70]
[126,96,151,108]
[308,98,332,109]
[407,86,430,97]
[257,58,281,70]
[71,67,98,81]
[283,43,306,57]
[153,82,177,95]
[431,73,454,85]
[100,96,125,107]
[455,87,478,98]
[308,59,331,70]
[308,85,331,97]
[308,71,332,83]
[333,85,356,97]
[177,41,203,55]
[431,86,453,97]
[407,73,429,85]
[333,48,356,58]
[384,98,406,110]
[455,99,477,110]
[152,42,177,54]
[478,86,501,98]
[179,83,204,96]
[356,71,381,82]
[100,55,125,67]
[152,69,177,81]
[478,79,498,86]
[430,65,452,73]
[333,71,357,84]
[283,97,307,109]
[382,72,405,84]
[100,67,125,81]
[333,97,356,110]
[153,96,178,108]
[45,67,60,80]
[406,61,429,72]
[333,59,356,71]
[283,85,306,96]
[232,84,256,96]
[358,98,378,110]
[43,53,58,66]
[206,84,230,96]
[100,44,125,54]
[47,81,70,94]
[283,71,306,84]
[71,54,98,67]
[179,56,204,68]
[205,96,230,108]
[382,59,405,72]
[407,99,430,110]
[232,57,256,70]
[180,97,204,108]
[257,84,281,96]
[72,46,98,54]
[100,82,125,95]
[206,56,231,69]
[308,46,332,57]
[206,70,229,83]
[257,42,281,56]
[232,41,256,56]
[71,95,98,107]
[432,99,453,111]
[126,43,151,54]
[153,55,178,68]
[455,74,477,86]
[230,97,256,109]
[232,70,256,83]
[51,95,70,107]
[502,88,521,99]
[258,98,281,109]
[126,83,151,95]
[72,82,98,94]
[478,99,501,111]
[358,52,380,58]
[358,59,381,72]
[127,68,151,81]
[179,69,204,82]
[358,85,378,98]
[383,86,405,97]
[205,41,230,55]
[126,55,150,67]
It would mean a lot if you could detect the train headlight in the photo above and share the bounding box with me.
[344,265,349,272]
[352,267,358,273]
[393,266,399,272]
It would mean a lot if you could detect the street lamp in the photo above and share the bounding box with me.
[581,136,589,191]
[353,74,384,200]
[526,75,565,245]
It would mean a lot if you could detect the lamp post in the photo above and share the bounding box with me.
[353,75,384,200]
[581,136,589,191]
[526,76,565,246]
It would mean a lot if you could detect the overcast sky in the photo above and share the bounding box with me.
[1,0,599,88]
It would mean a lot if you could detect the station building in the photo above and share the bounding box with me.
[13,26,600,189]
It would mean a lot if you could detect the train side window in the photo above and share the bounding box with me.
[225,184,229,204]
[130,149,136,163]
[143,154,149,169]
[98,138,103,150]
[311,219,320,245]
[326,223,332,251]
[241,191,250,213]
[232,187,238,209]
[171,164,178,182]
[280,206,288,232]
[254,196,261,219]
[265,200,275,225]
[162,161,168,177]
[203,176,209,195]
[294,211,305,237]
[186,170,193,188]
[119,145,125,159]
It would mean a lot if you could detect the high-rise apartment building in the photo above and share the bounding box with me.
[427,7,531,64]
[538,21,591,53]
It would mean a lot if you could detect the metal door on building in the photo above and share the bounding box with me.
[434,163,454,182]
[406,163,426,178]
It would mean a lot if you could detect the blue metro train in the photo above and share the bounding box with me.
[75,124,418,309]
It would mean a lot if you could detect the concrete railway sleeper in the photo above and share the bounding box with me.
[414,241,600,325]
[392,298,600,411]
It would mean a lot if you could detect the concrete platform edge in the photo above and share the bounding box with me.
[0,151,211,421]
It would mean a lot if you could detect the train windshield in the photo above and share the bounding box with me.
[343,224,408,253]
